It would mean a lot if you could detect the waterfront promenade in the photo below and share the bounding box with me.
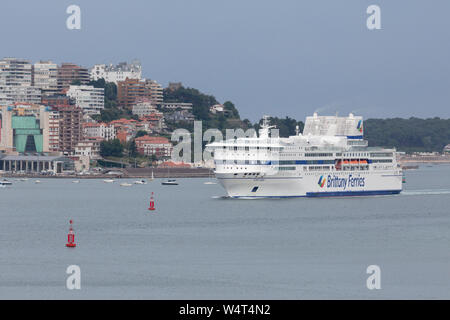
[0,167,213,179]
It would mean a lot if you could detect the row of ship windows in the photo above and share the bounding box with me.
[215,159,392,165]
[221,165,392,172]
[217,150,394,158]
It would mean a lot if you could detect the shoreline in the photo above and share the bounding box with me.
[0,167,214,179]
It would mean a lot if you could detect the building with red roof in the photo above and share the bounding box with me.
[135,135,172,158]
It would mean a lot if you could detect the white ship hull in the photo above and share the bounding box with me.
[217,170,402,198]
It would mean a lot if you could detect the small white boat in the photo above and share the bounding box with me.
[0,180,13,186]
[72,180,80,184]
[162,167,177,185]
[103,179,115,183]
[162,179,178,186]
[35,180,41,184]
[120,183,133,187]
[20,178,28,181]
[204,181,217,185]
[134,179,147,185]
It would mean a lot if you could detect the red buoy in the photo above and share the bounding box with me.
[148,192,156,211]
[66,219,76,248]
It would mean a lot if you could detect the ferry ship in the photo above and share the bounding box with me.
[206,113,402,198]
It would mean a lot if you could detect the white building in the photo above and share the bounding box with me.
[0,58,32,87]
[161,102,193,110]
[210,104,224,114]
[83,122,115,140]
[90,60,142,84]
[67,85,104,115]
[0,85,41,105]
[32,61,58,96]
[132,101,158,117]
[74,141,100,159]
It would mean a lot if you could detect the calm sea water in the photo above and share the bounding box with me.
[0,165,449,299]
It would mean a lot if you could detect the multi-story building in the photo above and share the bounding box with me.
[117,78,163,109]
[110,118,138,143]
[140,113,165,131]
[135,135,172,158]
[74,137,102,159]
[57,63,90,92]
[42,95,75,107]
[0,103,51,153]
[146,79,163,106]
[66,85,104,115]
[0,85,42,106]
[51,104,83,154]
[90,60,142,84]
[161,102,193,111]
[74,140,97,159]
[32,61,59,96]
[48,110,60,152]
[0,58,32,87]
[164,109,195,123]
[131,101,158,117]
[83,122,115,140]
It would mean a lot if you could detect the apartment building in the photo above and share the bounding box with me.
[0,58,32,87]
[51,104,83,154]
[57,63,90,92]
[32,61,59,96]
[131,101,158,117]
[66,85,105,115]
[83,122,115,140]
[117,78,163,109]
[0,85,41,105]
[90,60,142,84]
[135,135,173,158]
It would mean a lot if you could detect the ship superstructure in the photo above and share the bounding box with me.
[206,113,402,198]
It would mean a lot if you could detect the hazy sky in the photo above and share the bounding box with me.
[1,0,449,121]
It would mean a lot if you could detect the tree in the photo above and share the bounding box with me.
[223,101,240,119]
[88,79,118,108]
[128,139,138,158]
[100,139,124,157]
[135,130,148,138]
[163,86,219,121]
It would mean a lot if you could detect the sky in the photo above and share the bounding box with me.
[1,0,449,121]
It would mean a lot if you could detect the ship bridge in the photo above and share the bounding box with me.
[303,113,364,140]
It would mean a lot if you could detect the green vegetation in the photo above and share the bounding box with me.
[89,79,135,122]
[135,130,148,138]
[164,86,218,121]
[100,139,124,157]
[88,78,117,108]
[163,86,248,131]
[364,117,450,153]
